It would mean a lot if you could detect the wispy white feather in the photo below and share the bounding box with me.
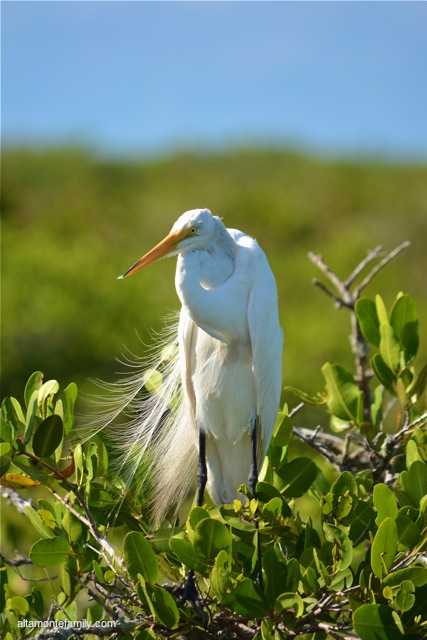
[83,313,198,523]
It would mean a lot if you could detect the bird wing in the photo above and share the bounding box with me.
[246,247,283,465]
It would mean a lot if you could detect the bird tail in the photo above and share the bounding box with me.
[82,313,198,524]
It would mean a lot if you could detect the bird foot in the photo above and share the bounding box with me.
[174,570,208,626]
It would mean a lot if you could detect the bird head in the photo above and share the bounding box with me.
[118,208,217,279]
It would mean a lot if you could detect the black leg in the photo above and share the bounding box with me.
[249,417,263,587]
[197,429,207,507]
[176,428,208,625]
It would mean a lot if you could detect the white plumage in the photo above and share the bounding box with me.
[103,208,283,521]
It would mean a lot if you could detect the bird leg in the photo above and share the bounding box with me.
[249,417,263,587]
[196,429,207,507]
[176,429,208,624]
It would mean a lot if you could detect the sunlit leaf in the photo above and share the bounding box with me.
[390,294,419,363]
[24,371,44,408]
[371,517,398,580]
[379,322,400,374]
[383,566,427,588]
[192,518,230,560]
[30,536,71,567]
[0,473,42,489]
[322,363,362,423]
[356,298,380,347]
[123,531,158,584]
[373,483,398,526]
[406,460,427,507]
[395,580,416,612]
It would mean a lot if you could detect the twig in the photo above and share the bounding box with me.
[308,252,352,305]
[354,241,410,297]
[343,246,383,288]
[0,552,32,567]
[293,426,340,464]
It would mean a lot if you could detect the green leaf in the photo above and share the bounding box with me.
[222,577,269,617]
[144,583,179,629]
[274,457,317,497]
[379,322,401,374]
[405,439,423,469]
[373,483,398,526]
[396,515,420,549]
[24,372,43,408]
[322,363,362,423]
[353,604,403,640]
[123,532,158,584]
[409,362,427,399]
[169,535,208,573]
[286,558,300,592]
[210,551,231,601]
[406,460,427,507]
[390,294,419,363]
[272,413,293,447]
[371,517,398,580]
[192,518,231,560]
[323,523,353,571]
[395,580,416,612]
[372,354,396,389]
[275,592,304,617]
[37,379,59,414]
[32,414,64,458]
[24,506,56,539]
[57,382,77,435]
[6,596,29,616]
[283,386,326,405]
[356,298,380,347]
[263,547,288,606]
[61,510,83,544]
[24,390,39,444]
[0,442,12,475]
[30,536,71,567]
[383,566,427,588]
[376,295,389,325]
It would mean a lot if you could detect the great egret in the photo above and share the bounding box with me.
[118,208,283,527]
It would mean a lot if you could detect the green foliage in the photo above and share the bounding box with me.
[1,254,427,638]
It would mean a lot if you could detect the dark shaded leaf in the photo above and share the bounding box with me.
[32,414,64,458]
[353,604,403,640]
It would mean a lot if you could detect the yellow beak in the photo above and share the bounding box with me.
[118,228,187,279]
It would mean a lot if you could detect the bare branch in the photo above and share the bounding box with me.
[311,278,353,309]
[354,241,410,296]
[308,252,352,304]
[0,552,32,567]
[343,245,383,288]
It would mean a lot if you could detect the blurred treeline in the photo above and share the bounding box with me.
[2,146,427,417]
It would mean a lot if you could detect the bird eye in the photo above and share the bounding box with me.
[190,227,197,234]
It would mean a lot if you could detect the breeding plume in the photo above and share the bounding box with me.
[111,208,282,521]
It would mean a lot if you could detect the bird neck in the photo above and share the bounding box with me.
[182,223,236,290]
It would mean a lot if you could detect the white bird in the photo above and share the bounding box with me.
[116,208,283,523]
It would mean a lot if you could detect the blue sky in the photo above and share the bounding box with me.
[2,1,427,159]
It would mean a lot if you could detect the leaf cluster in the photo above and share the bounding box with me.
[1,250,427,640]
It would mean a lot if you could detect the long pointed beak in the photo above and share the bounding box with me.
[118,229,186,279]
